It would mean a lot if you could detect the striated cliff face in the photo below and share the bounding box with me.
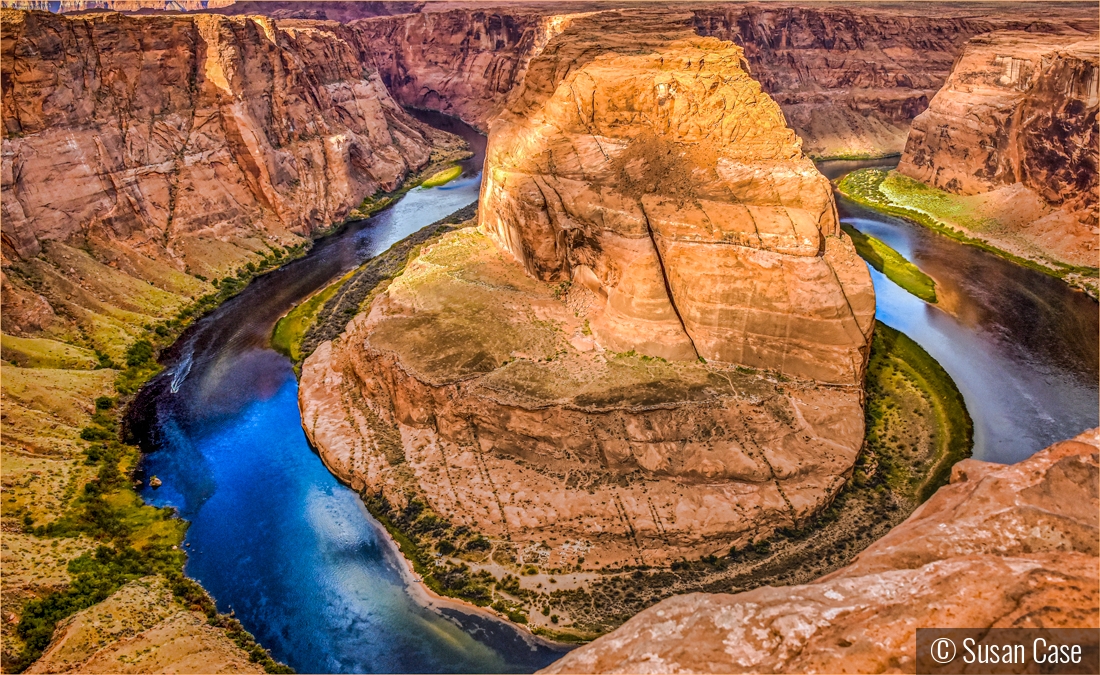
[1,9,459,346]
[544,427,1100,674]
[691,4,1098,159]
[349,10,564,130]
[480,9,875,384]
[898,30,1099,267]
[300,9,871,574]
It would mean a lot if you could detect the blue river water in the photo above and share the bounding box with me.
[130,113,570,674]
[126,142,1097,674]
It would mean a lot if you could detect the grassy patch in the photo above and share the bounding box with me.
[865,323,973,502]
[420,165,462,188]
[840,222,937,303]
[837,169,1099,289]
[272,269,355,363]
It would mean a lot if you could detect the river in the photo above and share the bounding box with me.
[127,141,1097,674]
[129,112,570,674]
[820,158,1099,464]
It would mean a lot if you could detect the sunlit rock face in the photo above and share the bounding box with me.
[300,9,872,573]
[898,30,1099,266]
[1,9,452,269]
[543,428,1100,674]
[479,9,874,385]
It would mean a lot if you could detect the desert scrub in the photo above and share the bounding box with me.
[840,222,937,303]
[837,169,1099,291]
[299,202,478,361]
[544,321,971,637]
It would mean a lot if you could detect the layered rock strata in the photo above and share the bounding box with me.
[301,10,873,569]
[480,9,875,385]
[692,4,1099,159]
[1,9,460,348]
[898,30,1100,268]
[544,427,1100,673]
[301,227,866,569]
[350,10,567,129]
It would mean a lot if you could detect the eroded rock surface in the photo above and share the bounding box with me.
[693,4,1098,159]
[543,428,1100,674]
[898,30,1100,268]
[481,9,875,385]
[351,10,567,129]
[302,227,865,569]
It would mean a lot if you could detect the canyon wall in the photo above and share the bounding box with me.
[301,8,872,573]
[1,9,459,346]
[897,30,1099,266]
[480,9,875,384]
[544,427,1100,673]
[349,10,564,130]
[691,4,1097,159]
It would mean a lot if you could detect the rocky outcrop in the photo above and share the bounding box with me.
[480,9,875,384]
[2,9,452,265]
[543,427,1100,674]
[300,10,871,572]
[349,10,565,130]
[1,8,462,356]
[898,30,1099,267]
[692,4,1099,159]
[302,226,866,570]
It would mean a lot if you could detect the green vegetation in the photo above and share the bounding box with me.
[837,169,1099,287]
[420,165,462,188]
[864,323,973,501]
[272,269,355,363]
[362,491,498,607]
[840,222,937,303]
[9,384,293,673]
[5,245,308,673]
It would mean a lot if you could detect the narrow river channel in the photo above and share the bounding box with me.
[129,112,570,674]
[127,137,1098,674]
[821,158,1099,464]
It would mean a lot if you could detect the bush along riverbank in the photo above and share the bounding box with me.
[276,202,479,366]
[4,244,306,673]
[837,169,1099,298]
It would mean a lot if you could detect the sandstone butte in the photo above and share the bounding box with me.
[300,9,876,572]
[898,30,1100,269]
[543,427,1100,673]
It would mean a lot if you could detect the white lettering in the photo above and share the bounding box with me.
[1034,638,1084,664]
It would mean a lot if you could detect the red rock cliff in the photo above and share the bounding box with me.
[1,9,458,342]
[348,9,564,129]
[480,9,875,385]
[899,30,1100,232]
[692,3,1098,159]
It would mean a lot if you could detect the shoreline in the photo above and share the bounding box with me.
[306,426,573,652]
[835,169,1100,300]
